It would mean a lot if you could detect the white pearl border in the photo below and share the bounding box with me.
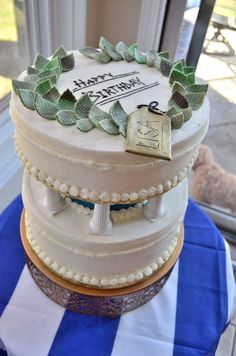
[25,216,179,289]
[65,196,143,222]
[14,134,198,204]
[65,197,93,216]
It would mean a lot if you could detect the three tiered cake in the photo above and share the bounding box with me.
[11,38,209,314]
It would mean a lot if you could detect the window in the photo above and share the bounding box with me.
[176,0,236,233]
[0,0,29,106]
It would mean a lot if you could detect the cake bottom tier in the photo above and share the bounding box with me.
[20,213,183,317]
[22,172,188,289]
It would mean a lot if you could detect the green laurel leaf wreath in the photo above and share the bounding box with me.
[12,37,208,135]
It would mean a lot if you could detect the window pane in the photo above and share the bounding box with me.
[0,0,29,101]
[194,1,236,218]
[176,0,236,223]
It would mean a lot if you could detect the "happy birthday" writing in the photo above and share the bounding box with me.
[72,71,159,105]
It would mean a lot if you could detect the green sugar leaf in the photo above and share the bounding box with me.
[38,67,61,79]
[171,112,184,129]
[185,93,205,110]
[146,49,157,67]
[24,74,39,85]
[134,47,146,64]
[128,43,139,58]
[58,89,76,110]
[169,91,189,109]
[183,66,195,75]
[60,53,75,72]
[89,105,111,127]
[172,81,186,95]
[160,57,173,77]
[170,62,195,85]
[34,93,58,120]
[166,103,192,123]
[56,110,77,126]
[186,84,208,94]
[79,47,97,58]
[27,66,39,75]
[36,75,57,87]
[181,106,192,122]
[186,72,195,85]
[165,105,178,118]
[42,86,60,102]
[119,122,127,137]
[172,61,183,72]
[156,51,169,69]
[35,75,58,88]
[79,47,111,63]
[99,118,119,135]
[34,54,49,70]
[158,51,169,59]
[172,60,183,72]
[76,118,94,132]
[99,36,122,61]
[115,41,133,62]
[75,94,93,119]
[171,104,192,122]
[95,50,112,63]
[35,79,52,95]
[46,74,58,85]
[12,79,34,95]
[18,89,36,110]
[109,100,128,126]
[169,69,189,85]
[52,46,67,59]
[42,57,62,72]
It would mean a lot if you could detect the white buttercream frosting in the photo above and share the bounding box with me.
[11,51,209,198]
[11,50,210,290]
[22,172,188,288]
[26,213,178,288]
[14,133,198,203]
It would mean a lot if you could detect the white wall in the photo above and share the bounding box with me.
[86,0,142,47]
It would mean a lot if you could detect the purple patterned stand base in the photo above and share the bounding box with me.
[21,210,183,317]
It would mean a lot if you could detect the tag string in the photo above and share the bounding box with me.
[137,101,166,115]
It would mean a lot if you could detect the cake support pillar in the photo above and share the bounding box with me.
[89,203,112,235]
[143,195,163,220]
[41,186,66,215]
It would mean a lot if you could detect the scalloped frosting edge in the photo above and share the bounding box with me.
[25,213,179,289]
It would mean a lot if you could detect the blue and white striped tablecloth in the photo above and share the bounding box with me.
[0,196,235,356]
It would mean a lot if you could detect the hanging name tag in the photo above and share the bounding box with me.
[125,106,171,160]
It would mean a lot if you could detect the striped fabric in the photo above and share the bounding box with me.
[0,196,235,356]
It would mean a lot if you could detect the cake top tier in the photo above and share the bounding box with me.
[11,38,209,164]
[10,38,209,202]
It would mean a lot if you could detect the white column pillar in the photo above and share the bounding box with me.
[41,186,66,215]
[143,195,163,220]
[89,203,112,235]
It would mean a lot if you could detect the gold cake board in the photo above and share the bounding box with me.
[20,210,184,317]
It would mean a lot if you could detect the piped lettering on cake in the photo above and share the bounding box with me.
[125,107,171,160]
[72,71,160,106]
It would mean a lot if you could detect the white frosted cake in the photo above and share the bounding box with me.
[11,38,209,289]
